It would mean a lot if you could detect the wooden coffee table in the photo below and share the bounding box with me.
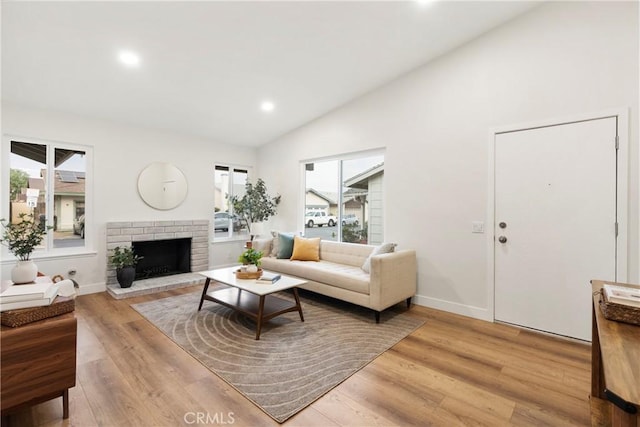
[197,266,306,340]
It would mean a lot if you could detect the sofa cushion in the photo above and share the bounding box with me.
[362,242,397,273]
[319,240,374,267]
[290,236,320,261]
[277,232,295,259]
[261,257,370,295]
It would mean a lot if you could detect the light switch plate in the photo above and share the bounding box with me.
[472,221,484,233]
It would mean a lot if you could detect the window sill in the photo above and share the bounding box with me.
[1,249,98,265]
[211,237,249,245]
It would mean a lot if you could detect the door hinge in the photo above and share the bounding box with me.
[615,136,620,150]
[615,222,619,237]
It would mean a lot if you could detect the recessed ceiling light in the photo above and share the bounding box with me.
[260,101,275,112]
[118,50,140,67]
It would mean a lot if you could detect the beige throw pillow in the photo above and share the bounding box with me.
[362,243,397,273]
[270,231,280,257]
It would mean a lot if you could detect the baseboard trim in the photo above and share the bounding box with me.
[414,294,492,322]
[78,281,106,295]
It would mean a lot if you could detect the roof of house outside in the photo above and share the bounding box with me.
[39,169,86,195]
[344,162,384,189]
[306,188,337,205]
[28,177,45,191]
[343,188,368,198]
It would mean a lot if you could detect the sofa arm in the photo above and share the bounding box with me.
[369,250,417,311]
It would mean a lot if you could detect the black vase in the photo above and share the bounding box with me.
[116,266,136,288]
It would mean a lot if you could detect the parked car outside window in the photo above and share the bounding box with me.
[73,214,85,238]
[214,212,242,231]
[342,214,359,226]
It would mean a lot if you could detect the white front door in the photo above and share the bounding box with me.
[494,117,618,341]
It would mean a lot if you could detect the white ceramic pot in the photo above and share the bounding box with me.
[247,264,258,273]
[12,260,38,284]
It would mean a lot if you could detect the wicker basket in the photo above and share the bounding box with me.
[234,268,263,279]
[599,288,640,326]
[1,296,75,328]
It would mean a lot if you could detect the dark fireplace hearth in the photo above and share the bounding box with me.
[132,238,192,280]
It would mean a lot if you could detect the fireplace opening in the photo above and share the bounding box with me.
[132,238,191,280]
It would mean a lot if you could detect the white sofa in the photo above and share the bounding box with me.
[252,238,417,322]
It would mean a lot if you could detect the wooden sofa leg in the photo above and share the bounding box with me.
[406,297,412,308]
[374,311,381,323]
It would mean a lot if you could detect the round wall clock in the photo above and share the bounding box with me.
[137,162,188,210]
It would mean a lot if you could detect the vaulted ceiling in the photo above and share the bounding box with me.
[2,1,539,147]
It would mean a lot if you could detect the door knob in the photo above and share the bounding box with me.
[498,236,507,243]
[499,222,507,229]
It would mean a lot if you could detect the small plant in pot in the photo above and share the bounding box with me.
[238,248,263,273]
[0,213,52,284]
[109,246,143,288]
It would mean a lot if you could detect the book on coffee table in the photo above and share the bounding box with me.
[256,273,281,284]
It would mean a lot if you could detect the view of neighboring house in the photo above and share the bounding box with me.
[50,170,85,232]
[304,163,384,245]
[10,169,85,233]
[305,188,337,215]
[344,163,384,245]
[8,142,86,233]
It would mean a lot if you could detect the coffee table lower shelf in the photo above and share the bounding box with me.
[200,287,304,340]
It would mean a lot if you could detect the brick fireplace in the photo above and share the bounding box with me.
[105,220,209,296]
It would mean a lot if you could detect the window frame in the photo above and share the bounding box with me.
[213,163,252,242]
[1,135,94,260]
[300,149,385,245]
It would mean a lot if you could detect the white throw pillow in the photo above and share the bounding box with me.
[251,238,272,256]
[362,243,397,273]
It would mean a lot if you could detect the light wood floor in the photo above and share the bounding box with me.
[6,286,593,426]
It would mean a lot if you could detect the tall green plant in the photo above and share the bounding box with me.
[0,213,52,260]
[229,178,281,238]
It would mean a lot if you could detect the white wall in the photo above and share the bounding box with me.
[1,104,256,292]
[257,1,639,319]
[1,2,637,312]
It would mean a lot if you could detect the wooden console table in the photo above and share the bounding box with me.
[591,280,640,427]
[1,312,77,420]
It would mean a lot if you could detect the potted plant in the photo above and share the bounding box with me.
[238,248,263,273]
[109,246,143,288]
[0,213,52,284]
[230,178,281,245]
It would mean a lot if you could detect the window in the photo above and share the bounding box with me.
[214,165,249,240]
[303,150,385,245]
[5,139,90,254]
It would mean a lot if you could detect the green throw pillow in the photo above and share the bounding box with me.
[277,233,295,259]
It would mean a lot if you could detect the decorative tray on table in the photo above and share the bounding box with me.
[234,269,263,280]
